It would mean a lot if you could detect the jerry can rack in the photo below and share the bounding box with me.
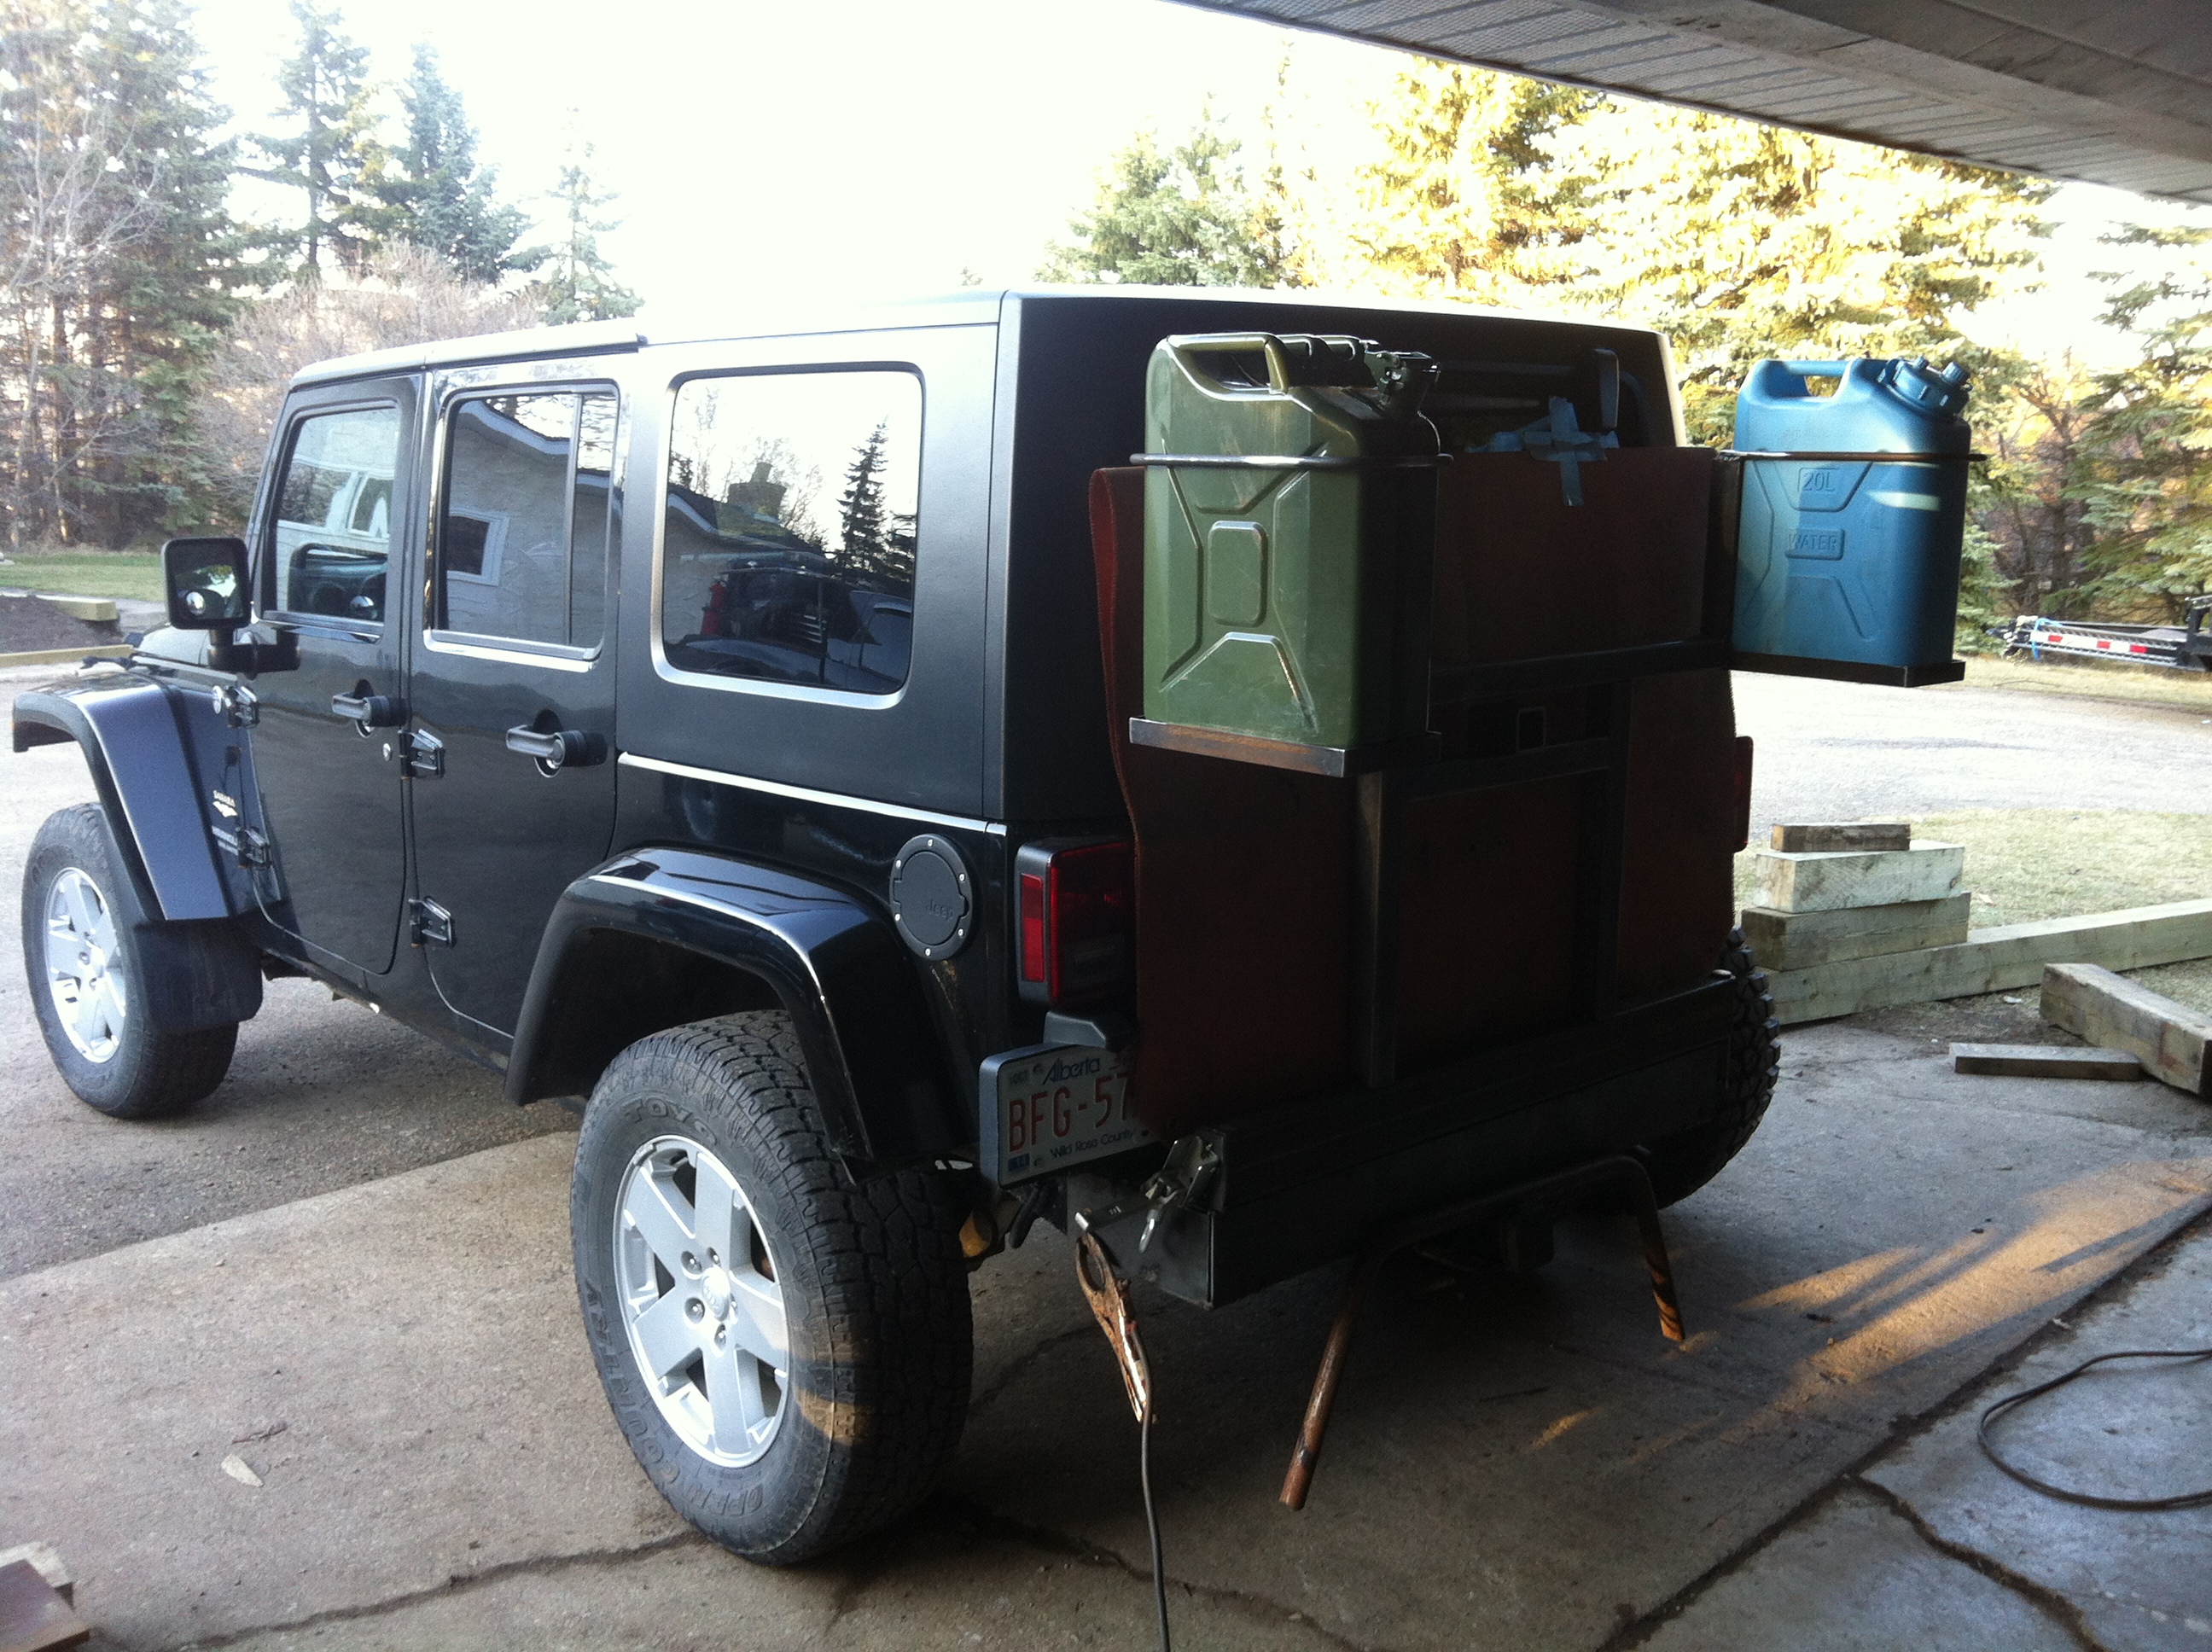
[1992,596,2212,671]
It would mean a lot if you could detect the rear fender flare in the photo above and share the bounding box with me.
[508,848,964,1175]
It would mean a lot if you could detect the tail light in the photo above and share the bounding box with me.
[1015,838,1132,1006]
[1732,735,1755,852]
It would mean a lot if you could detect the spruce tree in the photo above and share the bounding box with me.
[2069,227,2212,612]
[89,0,258,536]
[533,143,639,323]
[247,0,386,276]
[1584,112,2051,443]
[1350,62,1606,302]
[1039,114,1290,288]
[376,45,537,281]
[836,424,888,575]
[0,0,253,545]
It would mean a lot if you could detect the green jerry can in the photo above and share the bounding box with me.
[1140,333,1441,761]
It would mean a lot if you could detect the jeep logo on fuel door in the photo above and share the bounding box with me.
[889,833,973,963]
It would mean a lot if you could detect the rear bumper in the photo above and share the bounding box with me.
[1092,973,1737,1306]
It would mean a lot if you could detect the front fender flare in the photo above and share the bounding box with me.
[14,678,230,922]
[508,848,964,1174]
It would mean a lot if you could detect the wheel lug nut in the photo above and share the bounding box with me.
[685,1299,704,1322]
[713,1326,727,1347]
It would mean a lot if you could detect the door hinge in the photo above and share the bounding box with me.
[210,683,259,728]
[213,823,272,869]
[402,727,445,779]
[410,898,455,947]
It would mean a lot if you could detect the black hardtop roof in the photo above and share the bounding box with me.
[288,287,1666,388]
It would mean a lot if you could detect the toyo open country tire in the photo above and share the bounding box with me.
[20,803,237,1120]
[1636,930,1783,1207]
[571,1011,973,1563]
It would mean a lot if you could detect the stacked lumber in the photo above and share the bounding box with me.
[1740,823,1970,972]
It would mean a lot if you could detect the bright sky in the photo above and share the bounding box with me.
[189,0,2207,369]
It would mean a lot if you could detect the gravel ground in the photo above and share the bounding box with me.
[1,667,574,1281]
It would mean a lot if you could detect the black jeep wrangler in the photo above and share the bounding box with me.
[15,288,1779,1562]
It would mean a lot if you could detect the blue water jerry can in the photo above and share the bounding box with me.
[1732,358,1973,685]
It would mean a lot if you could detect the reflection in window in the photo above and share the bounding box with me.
[661,369,921,693]
[438,389,619,648]
[272,405,402,622]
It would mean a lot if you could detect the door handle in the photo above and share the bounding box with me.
[331,691,405,728]
[504,724,603,771]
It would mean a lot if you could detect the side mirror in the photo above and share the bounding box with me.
[161,537,252,631]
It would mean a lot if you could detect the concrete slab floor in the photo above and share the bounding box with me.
[1634,1211,2212,1652]
[1638,1483,2087,1652]
[1863,1223,2212,1652]
[3,1019,2209,1650]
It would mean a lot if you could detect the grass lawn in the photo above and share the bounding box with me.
[1736,808,2212,928]
[1947,653,2212,714]
[0,550,164,603]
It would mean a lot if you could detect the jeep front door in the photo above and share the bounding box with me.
[406,381,621,1036]
[246,382,416,977]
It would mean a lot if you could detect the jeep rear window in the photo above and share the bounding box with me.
[438,389,619,649]
[661,369,921,695]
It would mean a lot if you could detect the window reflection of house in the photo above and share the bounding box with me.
[431,389,615,649]
[445,398,573,641]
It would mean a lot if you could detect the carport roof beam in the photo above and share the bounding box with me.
[1172,0,2212,203]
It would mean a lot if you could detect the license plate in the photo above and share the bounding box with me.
[978,1044,1149,1184]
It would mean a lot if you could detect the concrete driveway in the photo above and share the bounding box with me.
[5,664,2212,1650]
[1735,668,2212,830]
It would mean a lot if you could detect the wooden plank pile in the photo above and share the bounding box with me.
[1743,820,2212,1025]
[1742,822,1968,973]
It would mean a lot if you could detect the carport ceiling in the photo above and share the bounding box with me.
[1176,1,2212,203]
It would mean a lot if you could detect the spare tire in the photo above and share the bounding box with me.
[1637,931,1782,1207]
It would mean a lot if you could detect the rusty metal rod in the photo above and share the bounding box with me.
[1280,1249,1386,1509]
[1623,1166,1686,1344]
[1278,1154,1685,1509]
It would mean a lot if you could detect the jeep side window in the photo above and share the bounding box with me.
[270,404,403,623]
[661,369,921,694]
[438,388,619,649]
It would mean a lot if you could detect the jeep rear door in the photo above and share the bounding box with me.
[404,370,624,1037]
[247,376,418,977]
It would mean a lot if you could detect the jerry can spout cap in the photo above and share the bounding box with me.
[1883,356,1972,417]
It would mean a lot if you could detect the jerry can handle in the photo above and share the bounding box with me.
[1167,332,1294,393]
[1778,360,1847,378]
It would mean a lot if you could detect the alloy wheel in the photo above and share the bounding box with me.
[613,1135,789,1466]
[44,866,125,1064]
